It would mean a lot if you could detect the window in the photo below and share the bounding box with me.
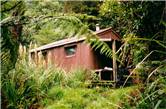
[64,45,76,56]
[42,51,47,60]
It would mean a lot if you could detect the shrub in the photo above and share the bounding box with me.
[47,86,64,101]
[122,61,166,109]
[2,58,66,108]
[2,57,91,108]
[65,68,89,88]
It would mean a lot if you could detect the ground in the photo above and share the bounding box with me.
[42,86,138,109]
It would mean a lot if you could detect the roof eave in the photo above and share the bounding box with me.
[30,27,120,53]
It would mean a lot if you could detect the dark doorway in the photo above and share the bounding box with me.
[94,41,113,69]
[101,70,113,80]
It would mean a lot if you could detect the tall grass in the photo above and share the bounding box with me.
[1,56,90,108]
[121,61,166,109]
[64,68,91,88]
[3,45,165,109]
[2,56,137,109]
[2,57,66,108]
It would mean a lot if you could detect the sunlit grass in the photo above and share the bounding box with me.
[44,86,137,109]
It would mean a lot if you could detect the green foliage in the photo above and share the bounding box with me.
[138,77,166,109]
[47,86,64,101]
[24,1,102,45]
[100,1,165,36]
[65,69,88,88]
[1,56,90,108]
[99,1,166,67]
[2,1,166,109]
[87,37,112,57]
[2,58,65,108]
[44,86,136,109]
[1,1,29,75]
[2,55,138,109]
[27,14,90,45]
[126,77,166,109]
[122,60,166,108]
[60,1,102,30]
[25,1,63,17]
[24,1,64,45]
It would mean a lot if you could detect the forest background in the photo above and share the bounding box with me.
[1,1,166,109]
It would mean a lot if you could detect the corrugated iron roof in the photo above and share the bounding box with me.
[30,37,85,52]
[30,27,119,52]
[96,27,120,39]
[95,27,112,34]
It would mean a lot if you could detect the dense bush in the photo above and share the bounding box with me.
[43,86,135,109]
[2,56,139,109]
[2,59,65,108]
[122,61,166,109]
[1,57,91,108]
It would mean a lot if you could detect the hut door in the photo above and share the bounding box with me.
[93,42,113,69]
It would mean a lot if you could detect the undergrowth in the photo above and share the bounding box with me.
[2,56,165,109]
[44,86,136,109]
[1,58,90,109]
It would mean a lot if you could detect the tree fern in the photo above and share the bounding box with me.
[1,1,26,75]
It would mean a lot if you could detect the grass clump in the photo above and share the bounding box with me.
[2,57,139,109]
[65,69,87,88]
[121,62,166,109]
[2,58,66,109]
[43,86,136,109]
[5,55,164,109]
[47,86,64,101]
[2,58,92,108]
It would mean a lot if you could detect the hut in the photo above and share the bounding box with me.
[29,26,120,81]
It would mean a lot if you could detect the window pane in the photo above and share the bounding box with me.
[65,45,76,56]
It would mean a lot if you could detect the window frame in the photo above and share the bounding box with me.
[41,50,48,60]
[64,44,77,57]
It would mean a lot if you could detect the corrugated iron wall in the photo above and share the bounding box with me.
[48,41,98,71]
[30,27,120,71]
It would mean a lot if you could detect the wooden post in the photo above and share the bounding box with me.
[112,40,117,86]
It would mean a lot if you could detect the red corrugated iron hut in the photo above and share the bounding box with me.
[30,27,120,80]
